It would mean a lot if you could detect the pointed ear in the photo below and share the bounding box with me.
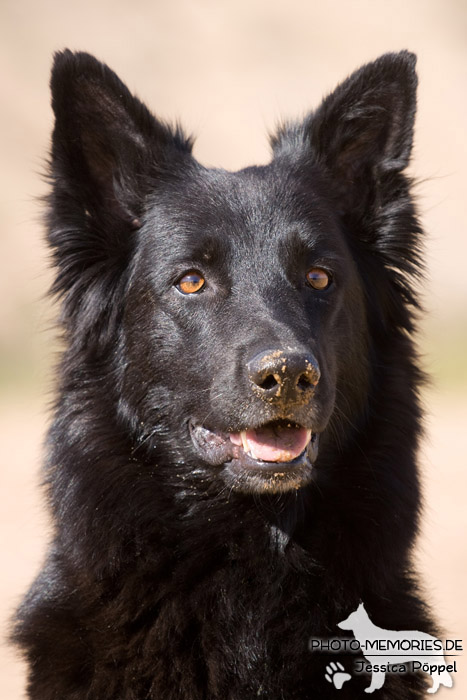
[272,51,418,213]
[48,51,194,345]
[50,50,193,232]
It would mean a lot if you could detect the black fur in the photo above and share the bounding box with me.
[14,50,434,698]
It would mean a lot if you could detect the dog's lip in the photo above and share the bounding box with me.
[189,419,320,470]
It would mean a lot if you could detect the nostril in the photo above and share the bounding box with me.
[259,374,279,391]
[297,374,314,392]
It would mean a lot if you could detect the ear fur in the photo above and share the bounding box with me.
[50,50,193,231]
[271,52,422,329]
[271,51,418,214]
[47,50,193,343]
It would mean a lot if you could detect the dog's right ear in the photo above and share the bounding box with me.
[48,51,194,343]
[50,50,193,235]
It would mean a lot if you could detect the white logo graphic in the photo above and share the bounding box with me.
[325,661,351,689]
[337,603,454,694]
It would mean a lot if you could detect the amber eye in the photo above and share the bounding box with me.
[176,271,206,295]
[306,267,331,290]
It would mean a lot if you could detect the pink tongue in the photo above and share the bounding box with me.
[231,424,312,463]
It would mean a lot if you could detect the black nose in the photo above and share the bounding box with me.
[247,348,320,403]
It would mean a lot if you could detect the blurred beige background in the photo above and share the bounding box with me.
[1,0,466,697]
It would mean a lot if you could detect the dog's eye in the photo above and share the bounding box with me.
[306,268,332,291]
[176,271,206,295]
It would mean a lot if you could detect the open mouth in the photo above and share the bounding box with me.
[189,418,319,480]
[229,422,315,463]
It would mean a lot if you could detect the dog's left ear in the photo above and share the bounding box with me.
[272,51,418,213]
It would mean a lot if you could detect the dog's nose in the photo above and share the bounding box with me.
[247,349,320,403]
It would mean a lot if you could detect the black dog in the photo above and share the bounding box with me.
[14,50,435,698]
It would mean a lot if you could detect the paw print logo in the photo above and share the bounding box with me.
[325,661,352,690]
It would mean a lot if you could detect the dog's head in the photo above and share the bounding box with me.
[338,603,368,632]
[48,50,420,495]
